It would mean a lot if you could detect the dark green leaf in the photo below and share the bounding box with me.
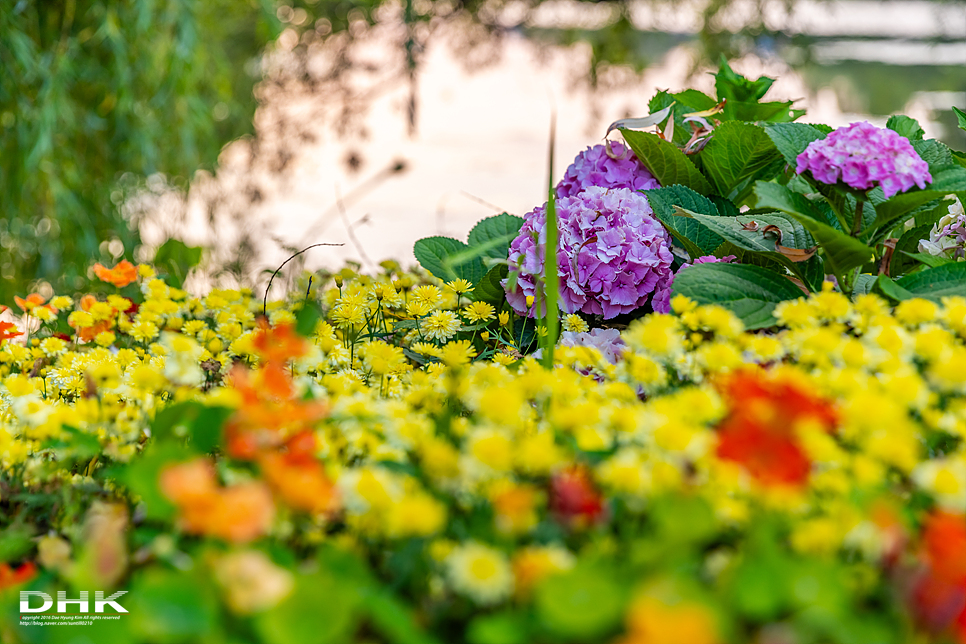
[901,252,956,268]
[413,236,485,285]
[129,568,219,642]
[699,122,784,200]
[467,214,524,260]
[364,589,441,644]
[891,224,935,276]
[671,263,806,329]
[874,275,917,302]
[619,130,713,195]
[762,122,826,166]
[0,526,34,563]
[868,165,966,233]
[954,106,966,132]
[913,139,954,168]
[895,263,966,302]
[473,264,510,305]
[886,115,924,141]
[853,274,877,297]
[154,239,203,289]
[296,301,324,337]
[115,441,193,520]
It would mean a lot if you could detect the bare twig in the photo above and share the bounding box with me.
[263,243,344,317]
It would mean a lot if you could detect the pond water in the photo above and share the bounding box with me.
[145,0,966,290]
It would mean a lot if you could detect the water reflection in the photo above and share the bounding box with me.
[139,1,966,294]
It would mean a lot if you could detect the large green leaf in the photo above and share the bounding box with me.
[129,568,219,642]
[699,122,784,201]
[895,263,966,302]
[619,129,713,195]
[754,182,874,275]
[413,236,485,285]
[535,564,627,640]
[154,238,203,288]
[671,263,806,329]
[467,213,524,261]
[886,115,925,141]
[762,122,826,166]
[913,139,954,168]
[645,185,723,259]
[473,264,510,305]
[256,570,364,644]
[891,224,934,276]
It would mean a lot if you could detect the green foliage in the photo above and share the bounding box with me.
[955,106,966,133]
[697,121,784,203]
[153,239,203,289]
[413,237,486,284]
[535,564,627,640]
[670,262,806,328]
[762,122,826,165]
[886,115,925,141]
[0,0,281,298]
[468,214,525,262]
[619,130,712,195]
[878,263,966,303]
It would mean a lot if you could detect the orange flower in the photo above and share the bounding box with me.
[714,369,838,487]
[252,321,308,366]
[14,293,45,312]
[260,448,338,516]
[0,321,22,344]
[910,512,966,641]
[93,260,138,288]
[160,459,275,543]
[0,562,37,590]
[619,594,720,644]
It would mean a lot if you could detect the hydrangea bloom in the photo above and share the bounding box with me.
[795,121,932,199]
[919,197,966,260]
[651,255,736,314]
[555,143,661,199]
[504,187,673,319]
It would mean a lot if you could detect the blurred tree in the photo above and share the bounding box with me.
[0,0,281,298]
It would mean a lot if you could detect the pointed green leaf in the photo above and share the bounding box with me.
[954,106,966,132]
[619,129,712,195]
[874,275,917,302]
[886,115,924,141]
[671,262,806,329]
[891,224,935,276]
[762,122,826,166]
[699,122,784,200]
[467,213,524,260]
[868,165,966,233]
[413,236,485,285]
[901,252,957,268]
[473,264,509,305]
[895,263,966,302]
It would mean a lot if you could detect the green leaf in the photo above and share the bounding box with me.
[467,213,524,261]
[474,264,510,305]
[363,589,441,644]
[619,130,713,195]
[129,568,219,643]
[868,165,966,233]
[886,115,925,141]
[699,122,784,201]
[762,122,826,166]
[413,236,485,285]
[296,301,323,337]
[535,564,627,640]
[154,238,203,289]
[671,262,806,329]
[150,401,232,454]
[874,275,917,302]
[645,186,723,259]
[891,224,934,276]
[913,139,954,168]
[256,571,364,644]
[0,526,34,563]
[895,263,966,302]
[901,252,957,268]
[753,182,874,276]
[853,273,877,297]
[954,106,966,132]
[467,612,532,644]
[115,440,193,520]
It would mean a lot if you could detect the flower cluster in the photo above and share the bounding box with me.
[4,260,966,644]
[795,121,932,198]
[920,196,966,260]
[506,187,674,319]
[555,143,661,199]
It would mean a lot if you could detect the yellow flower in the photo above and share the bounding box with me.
[445,542,513,605]
[439,340,477,366]
[422,311,461,342]
[462,301,495,323]
[498,311,510,326]
[895,298,939,327]
[406,300,434,318]
[94,332,117,347]
[446,279,474,294]
[562,314,588,333]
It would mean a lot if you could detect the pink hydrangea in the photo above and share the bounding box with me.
[556,143,661,199]
[651,255,736,314]
[795,121,931,199]
[504,187,674,320]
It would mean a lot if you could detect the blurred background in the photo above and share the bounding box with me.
[2,0,965,300]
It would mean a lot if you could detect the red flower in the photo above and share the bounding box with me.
[714,370,838,487]
[0,321,22,344]
[549,465,606,528]
[0,562,37,590]
[910,512,966,642]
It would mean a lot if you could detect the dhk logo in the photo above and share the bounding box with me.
[20,591,128,614]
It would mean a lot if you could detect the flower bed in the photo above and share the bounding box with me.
[2,64,966,644]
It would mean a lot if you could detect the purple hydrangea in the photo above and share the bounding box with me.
[555,143,661,199]
[504,187,674,320]
[795,121,932,199]
[651,255,736,314]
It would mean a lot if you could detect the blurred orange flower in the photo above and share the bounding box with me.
[0,562,37,590]
[715,369,838,487]
[93,260,138,288]
[14,293,45,312]
[160,459,274,543]
[252,321,307,366]
[910,511,966,642]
